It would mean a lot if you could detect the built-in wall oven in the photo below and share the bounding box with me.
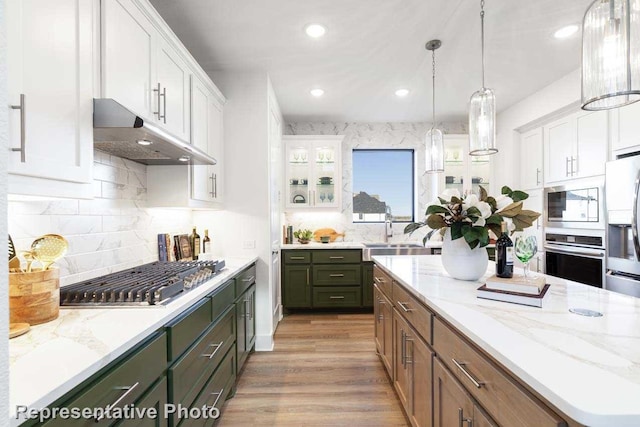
[544,232,605,289]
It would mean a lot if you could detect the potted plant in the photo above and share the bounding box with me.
[293,229,314,244]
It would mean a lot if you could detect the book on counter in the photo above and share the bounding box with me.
[477,283,550,308]
[484,274,546,295]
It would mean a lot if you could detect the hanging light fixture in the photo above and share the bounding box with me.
[469,0,498,156]
[581,0,640,110]
[425,39,444,173]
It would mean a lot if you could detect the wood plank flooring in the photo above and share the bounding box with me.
[218,313,409,426]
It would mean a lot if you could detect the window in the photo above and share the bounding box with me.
[352,149,415,223]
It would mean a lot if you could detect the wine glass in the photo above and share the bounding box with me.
[514,236,538,281]
[328,193,334,203]
[293,152,299,162]
[319,192,326,203]
[301,153,307,162]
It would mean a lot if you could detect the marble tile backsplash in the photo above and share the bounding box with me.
[284,122,466,244]
[8,150,193,286]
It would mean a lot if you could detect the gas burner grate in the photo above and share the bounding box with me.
[60,260,225,307]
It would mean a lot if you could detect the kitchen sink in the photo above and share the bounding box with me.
[362,243,432,261]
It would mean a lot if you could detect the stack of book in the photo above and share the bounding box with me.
[477,274,550,307]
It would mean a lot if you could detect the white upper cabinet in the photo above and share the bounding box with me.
[102,0,189,140]
[519,128,543,190]
[610,101,640,154]
[440,134,492,197]
[7,0,94,196]
[544,110,608,184]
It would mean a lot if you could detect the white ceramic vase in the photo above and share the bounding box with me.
[441,228,488,281]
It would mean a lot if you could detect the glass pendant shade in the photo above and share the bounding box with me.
[582,0,640,110]
[469,87,497,156]
[426,127,444,173]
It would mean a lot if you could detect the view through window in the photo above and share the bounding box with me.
[352,149,415,223]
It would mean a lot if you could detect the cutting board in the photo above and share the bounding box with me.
[313,228,345,242]
[9,323,30,339]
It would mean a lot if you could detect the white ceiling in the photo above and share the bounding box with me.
[149,0,593,123]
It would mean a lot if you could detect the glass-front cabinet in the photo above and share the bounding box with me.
[283,135,343,210]
[440,134,492,197]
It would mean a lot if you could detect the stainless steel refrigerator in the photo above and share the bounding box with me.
[606,154,640,297]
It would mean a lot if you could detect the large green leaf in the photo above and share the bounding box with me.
[486,214,503,225]
[510,190,529,202]
[451,222,464,240]
[404,222,426,235]
[426,205,450,215]
[488,223,503,239]
[501,185,513,195]
[466,206,481,217]
[486,196,497,211]
[427,214,447,230]
[499,201,523,217]
[438,197,449,205]
[451,196,462,205]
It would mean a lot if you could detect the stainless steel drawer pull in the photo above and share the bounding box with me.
[161,86,167,124]
[329,296,345,299]
[202,341,224,359]
[397,301,413,312]
[210,388,225,408]
[452,358,484,388]
[306,268,310,285]
[95,382,140,420]
[374,276,386,284]
[153,83,162,119]
[10,94,26,162]
[242,275,255,283]
[458,408,473,427]
[290,256,306,260]
[329,273,344,277]
[329,256,344,259]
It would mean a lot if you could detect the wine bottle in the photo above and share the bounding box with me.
[190,227,201,260]
[495,221,514,278]
[203,229,211,254]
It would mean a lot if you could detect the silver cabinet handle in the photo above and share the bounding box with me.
[329,295,345,299]
[213,173,217,198]
[242,275,255,283]
[405,337,413,365]
[290,256,306,260]
[209,174,215,197]
[536,168,541,185]
[397,301,413,312]
[95,382,140,421]
[329,256,344,260]
[374,276,385,284]
[401,329,406,368]
[244,298,250,318]
[306,268,310,286]
[329,273,344,277]
[10,94,26,162]
[202,341,224,359]
[458,408,473,427]
[565,157,570,177]
[153,83,162,119]
[452,358,484,388]
[162,86,167,124]
[571,156,577,176]
[210,388,225,408]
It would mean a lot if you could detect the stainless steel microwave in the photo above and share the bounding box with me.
[544,179,604,229]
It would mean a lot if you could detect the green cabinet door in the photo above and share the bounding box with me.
[362,262,374,307]
[282,265,311,308]
[115,376,168,427]
[235,296,247,372]
[245,285,256,353]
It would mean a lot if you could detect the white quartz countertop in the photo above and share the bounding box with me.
[8,257,258,426]
[372,255,640,427]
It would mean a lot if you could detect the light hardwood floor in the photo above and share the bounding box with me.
[218,313,409,426]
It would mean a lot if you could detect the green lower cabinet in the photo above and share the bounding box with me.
[313,286,362,308]
[362,262,374,308]
[282,265,312,308]
[115,376,168,427]
[312,264,361,286]
[236,284,256,373]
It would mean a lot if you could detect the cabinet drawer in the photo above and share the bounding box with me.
[313,286,361,307]
[43,333,167,427]
[235,264,256,296]
[433,318,565,427]
[166,298,212,361]
[373,264,393,298]
[283,250,311,264]
[392,282,432,345]
[169,307,235,412]
[177,345,236,427]
[312,250,361,264]
[210,279,235,322]
[313,264,361,286]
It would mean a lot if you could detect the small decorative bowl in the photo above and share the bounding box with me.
[320,236,330,243]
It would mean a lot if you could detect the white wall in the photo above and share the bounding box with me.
[8,151,193,286]
[496,68,581,189]
[195,71,277,351]
[284,121,465,243]
[0,0,10,423]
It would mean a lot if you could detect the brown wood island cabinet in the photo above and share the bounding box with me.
[282,249,372,309]
[373,263,574,427]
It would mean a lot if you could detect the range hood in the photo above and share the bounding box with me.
[93,98,216,166]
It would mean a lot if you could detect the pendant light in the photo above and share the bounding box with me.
[581,0,640,110]
[425,39,444,173]
[469,0,498,156]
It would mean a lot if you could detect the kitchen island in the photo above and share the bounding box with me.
[373,255,640,427]
[9,257,258,426]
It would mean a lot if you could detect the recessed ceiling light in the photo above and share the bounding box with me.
[310,88,325,97]
[554,25,579,39]
[395,89,410,97]
[137,139,153,146]
[305,24,327,38]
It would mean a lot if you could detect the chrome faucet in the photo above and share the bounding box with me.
[384,205,393,243]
